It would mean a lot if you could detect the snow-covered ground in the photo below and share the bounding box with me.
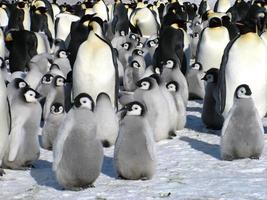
[1,100,267,200]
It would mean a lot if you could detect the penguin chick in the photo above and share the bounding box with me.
[53,50,72,77]
[186,62,205,100]
[42,102,66,150]
[166,81,186,130]
[95,93,119,147]
[43,75,65,120]
[53,93,103,190]
[220,84,265,161]
[114,101,156,180]
[3,87,41,170]
[202,68,224,130]
[134,77,170,142]
[7,78,29,105]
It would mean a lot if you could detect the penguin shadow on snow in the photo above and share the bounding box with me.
[179,136,221,160]
[101,155,117,178]
[30,160,62,190]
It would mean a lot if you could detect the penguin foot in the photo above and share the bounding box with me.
[169,131,177,137]
[0,168,5,176]
[141,177,149,181]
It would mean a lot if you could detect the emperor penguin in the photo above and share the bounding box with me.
[160,59,189,107]
[0,3,9,29]
[42,102,66,150]
[214,0,231,13]
[134,77,170,142]
[219,21,267,118]
[202,68,224,130]
[73,17,119,108]
[36,73,54,100]
[196,17,230,71]
[43,75,66,120]
[0,72,10,175]
[53,50,72,77]
[166,80,186,130]
[129,6,159,37]
[186,62,205,100]
[3,87,41,170]
[95,93,119,147]
[114,101,156,180]
[123,55,146,91]
[220,84,265,160]
[0,28,5,60]
[53,93,103,190]
[7,78,29,105]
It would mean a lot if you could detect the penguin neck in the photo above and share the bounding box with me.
[90,22,103,38]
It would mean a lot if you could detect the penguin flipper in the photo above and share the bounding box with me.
[8,122,25,162]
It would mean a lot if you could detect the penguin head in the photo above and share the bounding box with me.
[154,66,163,75]
[41,74,54,84]
[129,33,138,41]
[14,78,28,89]
[54,75,66,87]
[131,60,141,69]
[124,101,146,116]
[22,87,41,103]
[163,59,176,69]
[57,50,68,58]
[191,62,202,70]
[132,49,144,56]
[166,81,179,92]
[202,68,219,83]
[208,17,222,28]
[121,42,131,51]
[147,39,156,47]
[74,93,94,111]
[136,42,144,48]
[136,77,152,90]
[50,102,65,114]
[235,84,252,99]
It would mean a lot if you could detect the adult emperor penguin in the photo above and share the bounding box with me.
[196,17,230,71]
[3,87,41,170]
[134,77,170,142]
[114,101,156,180]
[186,62,205,100]
[73,17,119,108]
[202,68,224,130]
[219,20,267,118]
[42,102,65,150]
[214,0,231,13]
[220,84,265,160]
[129,6,159,37]
[95,93,119,147]
[0,71,10,175]
[53,93,103,190]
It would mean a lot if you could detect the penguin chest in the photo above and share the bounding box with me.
[74,39,115,104]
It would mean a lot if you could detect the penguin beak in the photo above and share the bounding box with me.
[201,76,207,81]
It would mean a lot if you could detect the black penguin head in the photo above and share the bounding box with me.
[41,74,54,84]
[136,77,153,90]
[147,39,156,48]
[57,50,68,58]
[132,49,144,56]
[235,84,252,99]
[124,101,146,117]
[54,75,65,87]
[191,62,202,70]
[166,81,179,92]
[163,59,176,69]
[209,17,222,28]
[121,42,131,51]
[35,7,48,15]
[22,87,41,103]
[201,68,219,83]
[74,93,94,111]
[50,102,65,114]
[131,60,141,69]
[14,78,28,89]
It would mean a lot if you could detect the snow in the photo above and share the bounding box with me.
[1,100,267,200]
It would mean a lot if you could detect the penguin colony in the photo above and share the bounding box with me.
[0,0,266,191]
